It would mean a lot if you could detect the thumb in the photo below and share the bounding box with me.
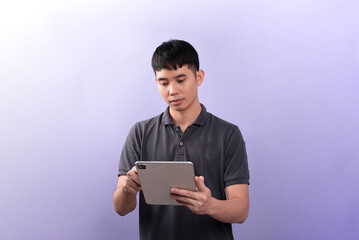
[195,176,206,192]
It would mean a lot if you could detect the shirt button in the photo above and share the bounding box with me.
[179,142,183,146]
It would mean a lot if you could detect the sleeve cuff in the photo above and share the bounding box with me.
[118,170,128,177]
[225,178,250,187]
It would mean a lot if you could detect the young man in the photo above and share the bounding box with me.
[113,40,250,240]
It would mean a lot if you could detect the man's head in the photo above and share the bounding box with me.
[152,40,204,114]
[151,40,199,75]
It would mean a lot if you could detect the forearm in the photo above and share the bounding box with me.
[207,197,249,223]
[113,186,137,216]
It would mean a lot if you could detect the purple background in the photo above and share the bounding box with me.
[1,1,358,239]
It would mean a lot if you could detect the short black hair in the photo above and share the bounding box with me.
[151,39,199,74]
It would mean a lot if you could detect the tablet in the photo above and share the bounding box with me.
[135,161,196,205]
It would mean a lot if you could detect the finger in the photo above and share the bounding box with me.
[124,181,142,193]
[194,176,206,192]
[127,172,141,187]
[171,188,196,199]
[131,176,141,187]
[170,193,196,206]
[129,180,142,191]
[132,166,138,174]
[124,176,142,192]
[124,185,138,194]
[128,175,142,188]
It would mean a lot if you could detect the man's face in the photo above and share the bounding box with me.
[155,65,204,112]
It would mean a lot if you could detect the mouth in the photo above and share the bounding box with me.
[169,99,183,105]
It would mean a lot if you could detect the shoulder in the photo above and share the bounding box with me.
[204,111,245,144]
[207,111,242,131]
[207,112,236,127]
[129,113,164,135]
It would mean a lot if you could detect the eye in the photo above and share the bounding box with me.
[160,81,169,86]
[178,79,186,83]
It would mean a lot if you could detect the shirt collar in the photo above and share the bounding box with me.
[161,104,207,127]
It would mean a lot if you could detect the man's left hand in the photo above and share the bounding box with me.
[170,176,213,215]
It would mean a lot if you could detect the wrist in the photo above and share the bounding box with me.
[206,197,217,216]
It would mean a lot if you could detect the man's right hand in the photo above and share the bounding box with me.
[122,166,142,194]
[113,166,142,216]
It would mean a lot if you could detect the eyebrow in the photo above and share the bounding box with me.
[157,73,187,81]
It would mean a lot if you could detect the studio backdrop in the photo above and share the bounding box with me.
[0,1,358,239]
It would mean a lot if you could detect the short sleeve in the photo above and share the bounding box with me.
[223,126,250,187]
[118,123,142,176]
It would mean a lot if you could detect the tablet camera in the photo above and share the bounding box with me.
[137,164,146,169]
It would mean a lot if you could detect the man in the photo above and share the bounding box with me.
[113,40,250,240]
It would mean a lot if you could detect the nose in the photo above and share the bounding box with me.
[169,82,179,95]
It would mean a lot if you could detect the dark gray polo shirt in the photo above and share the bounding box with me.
[118,104,249,240]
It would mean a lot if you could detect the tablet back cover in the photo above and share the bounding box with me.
[135,161,196,205]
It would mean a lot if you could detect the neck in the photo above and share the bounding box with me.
[169,101,202,132]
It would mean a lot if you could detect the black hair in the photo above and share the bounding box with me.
[151,39,199,74]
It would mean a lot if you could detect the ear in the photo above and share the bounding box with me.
[196,70,205,86]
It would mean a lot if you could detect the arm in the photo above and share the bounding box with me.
[113,166,142,216]
[170,176,249,223]
[211,183,249,223]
